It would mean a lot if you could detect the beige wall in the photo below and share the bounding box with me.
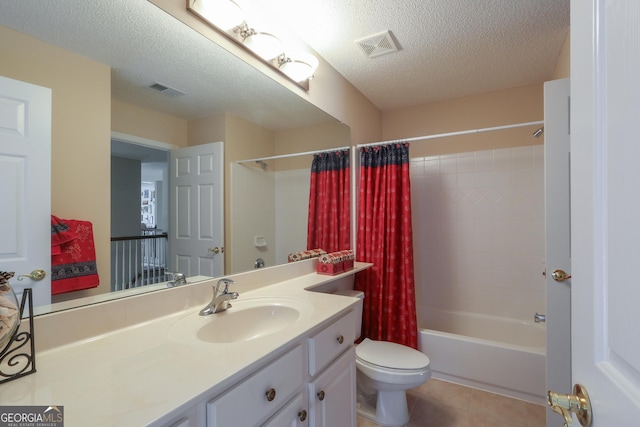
[274,121,351,171]
[0,26,112,299]
[551,34,570,80]
[377,32,570,157]
[382,83,544,157]
[112,98,188,146]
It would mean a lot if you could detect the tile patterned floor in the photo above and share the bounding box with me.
[357,379,546,427]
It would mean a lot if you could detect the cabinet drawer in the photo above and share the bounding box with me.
[262,393,306,427]
[308,310,356,376]
[207,345,304,427]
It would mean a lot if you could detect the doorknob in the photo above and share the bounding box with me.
[552,269,571,282]
[17,269,46,281]
[207,247,224,254]
[547,384,592,427]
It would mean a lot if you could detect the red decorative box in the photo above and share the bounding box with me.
[316,250,353,275]
[288,248,327,263]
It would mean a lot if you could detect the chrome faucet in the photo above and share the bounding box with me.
[199,278,238,316]
[166,272,187,288]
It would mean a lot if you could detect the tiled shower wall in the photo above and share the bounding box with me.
[410,145,545,323]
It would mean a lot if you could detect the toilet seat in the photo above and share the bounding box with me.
[355,338,431,387]
[356,338,431,371]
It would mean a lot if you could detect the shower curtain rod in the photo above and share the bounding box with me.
[236,145,351,164]
[356,120,544,148]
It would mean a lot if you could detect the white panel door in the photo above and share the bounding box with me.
[544,78,572,427]
[169,142,224,278]
[0,75,51,308]
[566,0,640,424]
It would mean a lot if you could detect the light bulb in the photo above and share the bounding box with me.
[243,32,283,61]
[195,0,244,31]
[279,51,319,82]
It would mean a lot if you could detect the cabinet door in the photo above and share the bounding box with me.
[309,347,356,427]
[262,394,307,427]
[207,345,304,427]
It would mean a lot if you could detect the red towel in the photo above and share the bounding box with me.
[51,217,100,295]
[51,215,77,256]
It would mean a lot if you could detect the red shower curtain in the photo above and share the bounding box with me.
[307,149,350,252]
[355,143,418,349]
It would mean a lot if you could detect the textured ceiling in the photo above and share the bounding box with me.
[0,0,569,128]
[252,0,570,111]
[0,0,336,130]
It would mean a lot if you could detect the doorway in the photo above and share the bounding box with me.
[110,138,169,289]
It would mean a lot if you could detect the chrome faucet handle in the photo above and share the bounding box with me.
[200,279,239,316]
[215,278,236,295]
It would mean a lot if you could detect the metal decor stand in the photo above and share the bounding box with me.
[0,288,36,384]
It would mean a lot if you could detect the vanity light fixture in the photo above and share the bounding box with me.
[187,0,318,89]
[237,23,284,61]
[278,51,319,82]
[191,0,244,31]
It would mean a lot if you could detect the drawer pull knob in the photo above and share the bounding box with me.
[266,388,276,402]
[337,335,344,344]
[298,410,307,422]
[317,390,325,401]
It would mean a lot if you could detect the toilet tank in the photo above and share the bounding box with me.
[333,289,364,340]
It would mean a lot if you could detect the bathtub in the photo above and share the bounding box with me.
[418,308,546,404]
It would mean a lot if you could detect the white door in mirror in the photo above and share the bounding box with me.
[0,76,52,308]
[169,142,224,277]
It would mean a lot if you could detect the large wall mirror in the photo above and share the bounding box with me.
[0,0,350,314]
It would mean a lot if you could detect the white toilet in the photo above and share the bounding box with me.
[336,290,431,427]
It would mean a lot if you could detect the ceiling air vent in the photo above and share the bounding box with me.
[148,82,185,97]
[355,30,400,58]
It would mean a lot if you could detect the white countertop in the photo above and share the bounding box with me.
[0,262,370,426]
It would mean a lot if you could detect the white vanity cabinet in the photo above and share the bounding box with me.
[152,306,358,427]
[307,310,357,427]
[262,393,307,427]
[206,345,304,427]
[158,406,202,427]
[309,347,356,427]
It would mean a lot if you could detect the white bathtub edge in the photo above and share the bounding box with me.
[430,372,546,406]
[419,328,546,406]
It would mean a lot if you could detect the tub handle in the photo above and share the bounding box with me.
[534,313,546,323]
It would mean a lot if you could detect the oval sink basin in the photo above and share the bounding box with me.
[169,297,311,344]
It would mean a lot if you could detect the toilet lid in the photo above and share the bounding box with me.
[356,338,430,370]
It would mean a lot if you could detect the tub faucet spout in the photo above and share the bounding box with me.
[534,312,546,323]
[199,278,238,316]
